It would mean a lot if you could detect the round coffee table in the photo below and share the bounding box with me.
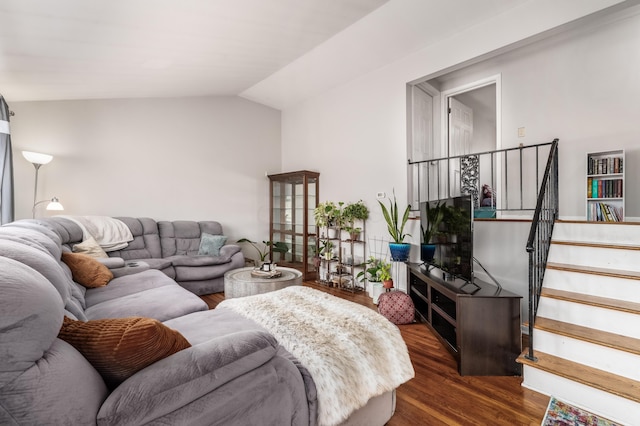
[224,267,303,299]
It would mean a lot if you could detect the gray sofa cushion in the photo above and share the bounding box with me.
[109,217,162,260]
[38,217,84,247]
[159,220,224,257]
[167,254,231,267]
[84,281,208,321]
[0,223,60,253]
[97,331,279,425]
[84,269,178,307]
[0,257,64,385]
[0,257,108,425]
[0,239,72,307]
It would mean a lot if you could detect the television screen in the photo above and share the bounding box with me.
[420,195,474,283]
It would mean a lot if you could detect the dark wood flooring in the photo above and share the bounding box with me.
[201,281,549,425]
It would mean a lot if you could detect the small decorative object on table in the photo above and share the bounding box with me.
[251,262,282,278]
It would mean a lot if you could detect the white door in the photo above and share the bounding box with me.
[448,97,473,196]
[410,87,432,205]
[411,87,433,162]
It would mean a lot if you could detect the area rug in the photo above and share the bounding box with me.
[541,396,622,426]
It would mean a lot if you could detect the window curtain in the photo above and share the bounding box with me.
[0,95,15,224]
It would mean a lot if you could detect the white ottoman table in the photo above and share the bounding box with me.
[224,266,303,299]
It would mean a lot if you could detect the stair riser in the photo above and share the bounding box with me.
[522,366,638,425]
[542,269,640,304]
[534,329,640,381]
[548,244,640,272]
[554,222,640,245]
[537,297,640,339]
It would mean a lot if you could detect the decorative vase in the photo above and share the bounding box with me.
[383,279,394,289]
[420,244,436,263]
[389,242,411,262]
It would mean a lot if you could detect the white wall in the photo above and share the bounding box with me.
[433,9,640,220]
[11,96,281,244]
[280,4,640,314]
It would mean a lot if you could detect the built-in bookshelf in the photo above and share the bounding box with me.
[586,149,625,222]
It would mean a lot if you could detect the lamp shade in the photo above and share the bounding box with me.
[46,197,64,211]
[22,151,53,165]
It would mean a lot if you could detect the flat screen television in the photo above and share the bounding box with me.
[420,195,474,284]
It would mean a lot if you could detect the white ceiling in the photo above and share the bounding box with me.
[0,0,542,106]
[0,0,388,102]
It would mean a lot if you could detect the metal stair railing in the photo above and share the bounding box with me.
[525,138,559,361]
[408,141,556,212]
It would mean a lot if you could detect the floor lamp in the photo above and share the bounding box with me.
[22,151,64,218]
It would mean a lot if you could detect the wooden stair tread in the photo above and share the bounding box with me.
[535,317,640,356]
[557,219,640,225]
[547,262,640,280]
[540,287,640,315]
[517,350,640,404]
[552,240,640,251]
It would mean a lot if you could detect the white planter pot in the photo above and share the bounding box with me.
[327,227,338,239]
[372,283,384,305]
[367,281,378,298]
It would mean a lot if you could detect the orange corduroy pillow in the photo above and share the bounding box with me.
[58,316,191,388]
[61,252,113,288]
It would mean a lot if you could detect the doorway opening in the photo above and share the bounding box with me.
[408,74,501,209]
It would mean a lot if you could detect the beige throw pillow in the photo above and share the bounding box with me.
[72,237,108,258]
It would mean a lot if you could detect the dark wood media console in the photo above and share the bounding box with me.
[408,264,522,376]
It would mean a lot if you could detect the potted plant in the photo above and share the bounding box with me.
[342,200,369,240]
[236,238,289,265]
[378,191,412,261]
[356,256,383,297]
[379,260,393,289]
[319,240,335,260]
[314,201,336,229]
[421,201,445,262]
[343,226,362,241]
[314,201,344,238]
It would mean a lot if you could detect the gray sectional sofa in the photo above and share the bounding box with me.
[0,220,316,425]
[43,216,245,295]
[0,218,402,425]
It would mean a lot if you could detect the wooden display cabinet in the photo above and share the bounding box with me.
[268,171,319,280]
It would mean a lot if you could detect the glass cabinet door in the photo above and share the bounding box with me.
[268,171,319,280]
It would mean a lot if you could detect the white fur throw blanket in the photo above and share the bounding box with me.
[218,286,415,426]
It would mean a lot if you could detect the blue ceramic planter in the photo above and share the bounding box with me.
[389,243,411,262]
[420,244,436,262]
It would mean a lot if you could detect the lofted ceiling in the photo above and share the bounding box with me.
[0,0,388,102]
[0,0,537,106]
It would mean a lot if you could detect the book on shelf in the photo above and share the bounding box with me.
[588,155,623,175]
[590,178,624,199]
[589,202,623,222]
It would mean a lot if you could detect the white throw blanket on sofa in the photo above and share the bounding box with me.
[58,215,133,251]
[218,286,415,426]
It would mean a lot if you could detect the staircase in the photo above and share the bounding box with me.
[518,220,640,425]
